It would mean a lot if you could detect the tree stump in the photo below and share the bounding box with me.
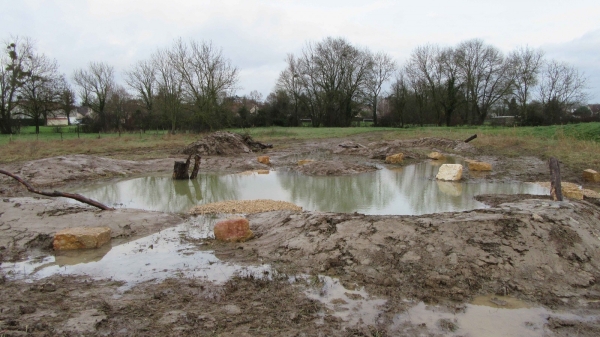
[549,157,563,201]
[190,155,201,179]
[173,154,192,180]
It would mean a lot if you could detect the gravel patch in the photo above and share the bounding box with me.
[190,199,302,215]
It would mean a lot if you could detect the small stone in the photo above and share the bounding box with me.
[385,153,404,164]
[298,159,315,166]
[436,164,463,181]
[448,253,458,265]
[213,217,254,242]
[223,305,242,315]
[400,251,421,262]
[532,213,543,222]
[467,161,492,171]
[428,152,445,160]
[256,170,270,174]
[53,227,111,251]
[583,169,600,182]
[257,156,270,165]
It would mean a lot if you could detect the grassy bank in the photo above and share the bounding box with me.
[1,124,599,173]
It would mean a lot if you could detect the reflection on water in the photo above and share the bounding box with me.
[69,162,548,215]
[4,217,270,290]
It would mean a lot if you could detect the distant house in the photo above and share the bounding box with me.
[588,104,600,116]
[47,106,94,126]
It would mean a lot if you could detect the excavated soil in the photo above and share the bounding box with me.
[2,132,600,336]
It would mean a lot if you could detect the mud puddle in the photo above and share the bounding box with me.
[2,216,270,290]
[66,161,548,215]
[392,297,598,336]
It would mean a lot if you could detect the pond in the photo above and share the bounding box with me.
[69,160,548,215]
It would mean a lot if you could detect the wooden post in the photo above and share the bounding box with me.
[173,154,193,180]
[464,134,477,143]
[190,155,201,179]
[549,157,563,201]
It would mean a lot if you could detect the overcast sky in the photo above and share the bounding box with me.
[2,0,600,102]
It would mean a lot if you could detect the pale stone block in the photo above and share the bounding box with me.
[385,153,404,164]
[297,159,315,166]
[53,227,111,251]
[428,152,445,160]
[468,161,492,171]
[436,164,463,181]
[583,169,600,182]
[257,156,270,165]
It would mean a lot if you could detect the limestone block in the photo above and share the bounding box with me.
[428,152,445,160]
[561,182,584,200]
[468,161,492,171]
[257,156,270,165]
[53,227,111,251]
[436,164,463,181]
[214,217,254,243]
[583,169,600,182]
[297,159,315,166]
[385,153,404,164]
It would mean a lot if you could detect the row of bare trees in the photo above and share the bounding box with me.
[1,36,240,134]
[274,37,589,127]
[1,35,590,134]
[386,39,588,126]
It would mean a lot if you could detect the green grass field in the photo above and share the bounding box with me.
[1,123,599,172]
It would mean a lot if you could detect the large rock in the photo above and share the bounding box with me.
[214,217,254,242]
[467,160,492,171]
[436,164,463,181]
[428,152,445,160]
[53,227,111,251]
[562,182,584,200]
[385,153,404,164]
[583,169,600,182]
[257,156,270,165]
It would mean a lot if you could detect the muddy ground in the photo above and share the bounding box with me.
[1,133,600,336]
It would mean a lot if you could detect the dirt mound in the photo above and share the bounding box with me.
[182,132,271,156]
[239,198,600,308]
[296,161,378,176]
[333,137,474,159]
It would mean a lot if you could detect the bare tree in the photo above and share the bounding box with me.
[508,46,544,118]
[366,52,396,126]
[124,59,156,128]
[18,51,63,133]
[538,59,588,111]
[57,79,76,126]
[153,48,183,133]
[0,37,33,134]
[388,71,409,127]
[73,62,115,130]
[276,54,305,126]
[455,39,513,124]
[169,39,239,129]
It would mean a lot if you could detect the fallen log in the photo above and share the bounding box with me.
[464,134,477,143]
[0,169,113,211]
[549,157,563,201]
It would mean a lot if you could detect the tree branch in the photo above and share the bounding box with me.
[0,169,114,211]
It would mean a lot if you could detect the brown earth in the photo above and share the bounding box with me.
[1,133,600,336]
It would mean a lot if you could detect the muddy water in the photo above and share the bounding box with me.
[69,161,548,215]
[3,217,270,290]
[393,299,597,336]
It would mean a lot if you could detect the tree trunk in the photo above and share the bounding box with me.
[173,154,192,180]
[190,155,201,179]
[549,157,563,201]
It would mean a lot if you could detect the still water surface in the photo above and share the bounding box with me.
[71,161,548,215]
